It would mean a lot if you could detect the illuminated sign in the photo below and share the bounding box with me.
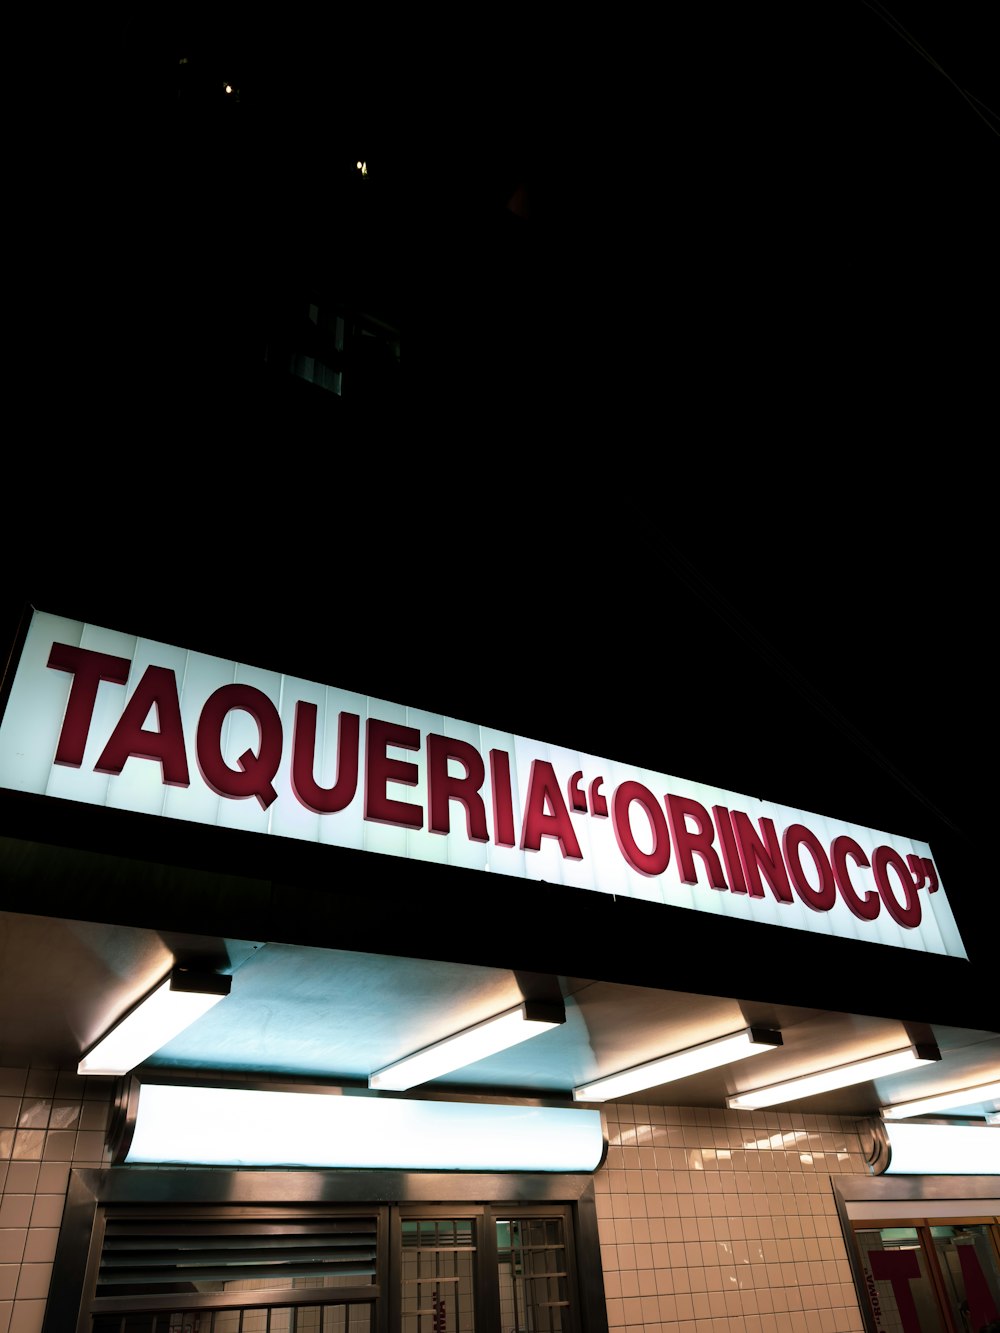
[880,1121,1000,1175]
[0,610,967,957]
[123,1085,605,1171]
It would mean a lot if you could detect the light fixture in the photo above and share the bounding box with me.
[573,1026,782,1103]
[726,1042,941,1110]
[78,968,232,1076]
[121,1083,605,1172]
[881,1076,1000,1120]
[877,1120,1000,1174]
[368,1000,565,1092]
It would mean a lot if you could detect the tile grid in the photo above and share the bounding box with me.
[596,1102,874,1333]
[0,1066,114,1333]
[2,1066,879,1333]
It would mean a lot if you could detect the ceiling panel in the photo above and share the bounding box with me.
[3,910,998,1122]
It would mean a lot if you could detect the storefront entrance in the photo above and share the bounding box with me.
[45,1170,607,1333]
[853,1221,1000,1333]
[835,1176,1000,1333]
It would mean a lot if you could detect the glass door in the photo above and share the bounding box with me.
[931,1225,1000,1333]
[854,1220,1000,1333]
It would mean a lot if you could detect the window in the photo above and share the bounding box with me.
[852,1220,1000,1333]
[46,1171,607,1333]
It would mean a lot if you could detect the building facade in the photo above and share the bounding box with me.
[1,599,997,1333]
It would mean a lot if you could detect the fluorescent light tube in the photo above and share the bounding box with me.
[124,1084,604,1171]
[881,1077,1000,1120]
[727,1043,940,1110]
[78,969,231,1076]
[368,1000,565,1091]
[573,1026,782,1103]
[882,1121,1000,1174]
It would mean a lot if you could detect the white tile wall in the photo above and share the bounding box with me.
[1,1066,876,1333]
[595,1101,873,1333]
[0,1066,114,1333]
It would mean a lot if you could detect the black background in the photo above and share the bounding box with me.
[3,4,996,1022]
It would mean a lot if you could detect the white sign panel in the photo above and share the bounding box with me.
[125,1085,606,1171]
[0,610,967,958]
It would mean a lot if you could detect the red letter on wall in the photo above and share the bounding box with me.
[95,665,190,786]
[665,793,728,889]
[364,718,423,829]
[47,642,131,767]
[611,781,670,877]
[782,824,836,912]
[489,749,516,847]
[872,846,923,928]
[958,1243,1000,1330]
[197,684,283,810]
[520,760,583,859]
[832,835,880,921]
[291,705,360,814]
[712,806,748,894]
[427,734,489,841]
[868,1249,922,1333]
[731,812,793,904]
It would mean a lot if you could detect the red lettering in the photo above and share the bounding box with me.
[364,718,422,829]
[906,853,940,897]
[922,857,939,894]
[782,823,836,912]
[831,835,879,920]
[958,1242,1000,1329]
[567,770,587,813]
[872,845,922,928]
[712,805,748,894]
[520,759,583,858]
[196,684,283,810]
[731,812,793,903]
[489,749,516,847]
[665,793,728,889]
[427,734,488,840]
[869,1250,922,1333]
[291,705,360,814]
[95,665,190,786]
[611,781,670,876]
[47,642,131,766]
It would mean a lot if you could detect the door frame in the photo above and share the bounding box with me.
[833,1175,1000,1333]
[44,1167,609,1333]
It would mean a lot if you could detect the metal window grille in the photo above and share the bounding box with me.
[497,1217,570,1332]
[400,1218,476,1332]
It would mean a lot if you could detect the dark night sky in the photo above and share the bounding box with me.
[5,6,995,963]
[11,4,994,412]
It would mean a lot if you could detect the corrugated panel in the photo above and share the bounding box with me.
[97,1218,378,1292]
